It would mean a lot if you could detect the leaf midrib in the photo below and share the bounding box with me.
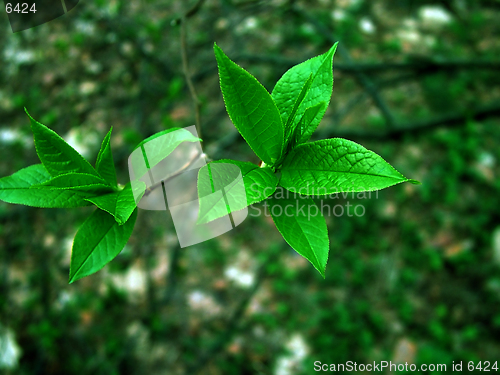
[217,50,283,163]
[272,198,324,275]
[282,168,405,180]
[70,217,115,282]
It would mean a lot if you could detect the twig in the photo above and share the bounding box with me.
[191,56,500,84]
[163,243,181,304]
[290,4,397,128]
[332,73,418,126]
[318,103,500,140]
[171,0,206,25]
[235,54,500,73]
[180,17,202,139]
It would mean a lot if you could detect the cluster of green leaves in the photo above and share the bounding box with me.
[0,112,202,283]
[198,43,418,277]
[0,42,418,283]
[0,111,140,283]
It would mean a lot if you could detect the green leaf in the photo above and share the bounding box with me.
[133,128,201,153]
[269,195,329,277]
[283,73,313,143]
[293,102,327,146]
[272,43,337,138]
[69,208,137,283]
[280,138,417,195]
[0,164,94,208]
[25,109,100,178]
[85,183,138,225]
[95,127,117,187]
[130,128,201,180]
[197,159,278,224]
[214,43,284,165]
[31,172,114,193]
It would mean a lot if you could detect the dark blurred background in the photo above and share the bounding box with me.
[1,0,499,374]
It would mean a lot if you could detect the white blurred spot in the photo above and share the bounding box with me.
[359,17,376,34]
[187,290,221,316]
[55,290,75,310]
[111,265,147,295]
[392,337,417,364]
[79,81,97,96]
[121,42,134,56]
[4,42,35,64]
[224,266,255,288]
[0,128,32,149]
[61,236,74,267]
[0,325,22,370]
[0,129,19,143]
[275,334,309,375]
[86,61,102,75]
[216,18,229,30]
[397,19,421,44]
[224,249,256,289]
[63,127,99,159]
[331,10,346,21]
[74,20,96,35]
[478,151,495,168]
[3,35,36,75]
[236,17,258,34]
[419,6,452,28]
[243,17,257,30]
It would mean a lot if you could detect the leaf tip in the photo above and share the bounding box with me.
[213,42,222,54]
[317,267,326,279]
[327,42,339,59]
[24,107,35,122]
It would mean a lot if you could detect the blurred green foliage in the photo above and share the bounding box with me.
[0,0,500,374]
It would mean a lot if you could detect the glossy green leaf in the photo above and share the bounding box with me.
[133,128,181,151]
[130,128,201,180]
[294,102,327,145]
[0,164,93,208]
[280,138,419,195]
[272,43,337,138]
[85,183,137,225]
[25,109,100,178]
[95,127,117,187]
[283,73,313,143]
[31,172,114,193]
[214,43,284,165]
[197,159,278,224]
[69,208,137,283]
[269,195,329,277]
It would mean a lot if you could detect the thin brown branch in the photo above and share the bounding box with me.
[236,54,500,73]
[171,0,206,25]
[192,56,500,84]
[290,4,397,128]
[180,17,202,139]
[318,103,500,141]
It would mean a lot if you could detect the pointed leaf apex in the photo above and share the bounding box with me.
[330,41,339,52]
